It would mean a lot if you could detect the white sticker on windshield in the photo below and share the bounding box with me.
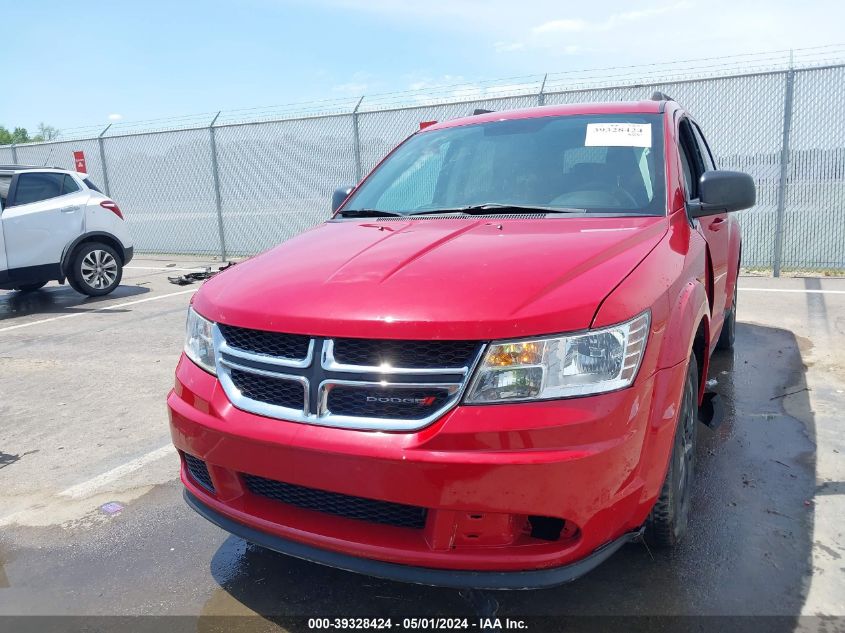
[585,123,652,148]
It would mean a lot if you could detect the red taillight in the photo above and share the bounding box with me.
[100,200,124,220]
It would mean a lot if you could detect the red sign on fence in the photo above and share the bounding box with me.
[73,151,87,173]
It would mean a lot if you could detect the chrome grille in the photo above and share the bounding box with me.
[218,324,310,360]
[229,369,305,410]
[331,338,479,370]
[213,324,483,431]
[326,385,453,420]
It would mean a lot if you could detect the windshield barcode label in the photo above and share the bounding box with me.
[585,123,652,148]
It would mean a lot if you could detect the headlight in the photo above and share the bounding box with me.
[465,311,650,403]
[185,307,216,375]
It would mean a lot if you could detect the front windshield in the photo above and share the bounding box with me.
[343,113,666,216]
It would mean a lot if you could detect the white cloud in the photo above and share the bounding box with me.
[533,2,692,34]
[494,41,526,53]
[108,113,123,121]
[332,82,369,94]
[332,71,376,95]
[533,19,588,34]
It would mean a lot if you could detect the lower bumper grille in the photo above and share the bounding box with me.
[243,473,427,529]
[184,454,214,492]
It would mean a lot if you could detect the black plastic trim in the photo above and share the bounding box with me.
[184,489,643,590]
[0,263,62,289]
[60,231,129,275]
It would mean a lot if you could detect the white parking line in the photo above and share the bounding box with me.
[741,287,845,295]
[59,444,176,499]
[126,266,209,271]
[0,289,195,333]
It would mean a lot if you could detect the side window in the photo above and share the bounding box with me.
[12,173,65,206]
[0,175,11,208]
[692,124,716,171]
[678,119,705,199]
[62,174,81,194]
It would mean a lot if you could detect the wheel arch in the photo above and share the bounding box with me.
[61,232,129,278]
[657,279,711,404]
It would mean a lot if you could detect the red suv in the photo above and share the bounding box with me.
[168,96,754,589]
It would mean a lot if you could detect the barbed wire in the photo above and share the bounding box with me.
[4,43,845,146]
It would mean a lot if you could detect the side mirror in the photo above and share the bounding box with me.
[690,170,756,217]
[332,186,355,213]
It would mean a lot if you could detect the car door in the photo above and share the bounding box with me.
[0,174,10,274]
[2,172,87,270]
[678,118,729,325]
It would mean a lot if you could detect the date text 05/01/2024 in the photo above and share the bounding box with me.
[307,618,528,630]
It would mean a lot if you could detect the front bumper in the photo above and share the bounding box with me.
[185,488,642,589]
[168,354,687,583]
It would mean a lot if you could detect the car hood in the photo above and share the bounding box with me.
[193,216,668,340]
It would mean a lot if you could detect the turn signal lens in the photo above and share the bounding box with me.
[465,312,650,403]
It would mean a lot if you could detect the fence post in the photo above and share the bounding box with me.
[98,124,112,196]
[352,96,365,183]
[772,53,795,277]
[538,74,548,106]
[10,144,17,163]
[208,111,227,261]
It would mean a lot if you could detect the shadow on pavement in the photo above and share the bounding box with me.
[0,284,149,321]
[204,323,816,629]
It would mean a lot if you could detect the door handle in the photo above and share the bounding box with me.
[60,205,82,213]
[709,217,726,231]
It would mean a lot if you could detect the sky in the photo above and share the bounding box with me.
[2,0,844,134]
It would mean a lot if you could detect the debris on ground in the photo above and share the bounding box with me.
[168,262,235,285]
[770,387,810,401]
[100,502,124,516]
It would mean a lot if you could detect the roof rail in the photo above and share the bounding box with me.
[650,91,674,102]
[472,108,495,115]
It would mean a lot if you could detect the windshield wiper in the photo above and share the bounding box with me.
[409,203,586,216]
[338,208,404,218]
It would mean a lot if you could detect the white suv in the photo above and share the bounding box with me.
[0,165,133,296]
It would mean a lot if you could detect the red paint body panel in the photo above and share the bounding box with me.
[169,354,687,571]
[194,216,668,340]
[169,100,742,579]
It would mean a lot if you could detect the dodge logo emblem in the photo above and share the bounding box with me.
[365,395,437,406]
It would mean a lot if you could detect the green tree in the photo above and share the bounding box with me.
[11,127,30,143]
[32,122,60,142]
[0,123,61,146]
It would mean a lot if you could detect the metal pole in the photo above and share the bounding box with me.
[10,144,18,163]
[538,74,548,106]
[352,96,364,183]
[772,51,795,277]
[98,124,112,196]
[208,111,227,261]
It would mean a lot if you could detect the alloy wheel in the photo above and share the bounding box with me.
[81,249,119,290]
[676,376,696,511]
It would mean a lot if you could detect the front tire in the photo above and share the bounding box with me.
[645,352,699,548]
[68,242,123,296]
[716,282,737,351]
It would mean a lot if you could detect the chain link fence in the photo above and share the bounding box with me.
[3,63,844,274]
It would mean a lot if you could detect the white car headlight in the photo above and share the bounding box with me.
[185,307,216,375]
[465,311,650,403]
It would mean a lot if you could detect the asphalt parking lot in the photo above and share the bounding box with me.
[1,257,843,629]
